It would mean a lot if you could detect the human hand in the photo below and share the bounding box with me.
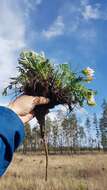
[7,95,49,124]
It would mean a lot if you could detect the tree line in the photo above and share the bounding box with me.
[19,100,107,154]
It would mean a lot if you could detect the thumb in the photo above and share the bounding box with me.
[19,112,34,124]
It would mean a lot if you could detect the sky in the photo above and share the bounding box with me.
[0,0,107,124]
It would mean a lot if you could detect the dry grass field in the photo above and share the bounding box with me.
[0,153,107,190]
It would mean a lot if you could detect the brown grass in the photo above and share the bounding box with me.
[0,153,107,190]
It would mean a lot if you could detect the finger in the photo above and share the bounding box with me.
[19,112,34,124]
[33,97,49,105]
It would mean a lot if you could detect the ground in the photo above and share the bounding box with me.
[0,153,107,190]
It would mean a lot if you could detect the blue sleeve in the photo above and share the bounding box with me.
[0,106,25,176]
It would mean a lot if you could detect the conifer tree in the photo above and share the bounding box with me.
[100,100,107,151]
[93,113,100,150]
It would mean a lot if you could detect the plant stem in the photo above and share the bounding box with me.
[43,135,48,181]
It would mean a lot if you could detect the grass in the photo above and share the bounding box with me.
[0,153,107,190]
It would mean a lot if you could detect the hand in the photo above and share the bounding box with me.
[7,95,49,124]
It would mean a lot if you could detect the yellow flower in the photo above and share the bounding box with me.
[85,76,94,82]
[87,93,96,106]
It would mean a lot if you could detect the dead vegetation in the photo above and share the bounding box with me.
[0,153,107,190]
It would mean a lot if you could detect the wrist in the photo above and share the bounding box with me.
[7,104,24,124]
[7,103,17,115]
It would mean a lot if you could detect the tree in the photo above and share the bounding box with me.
[62,117,70,149]
[100,100,107,151]
[23,123,31,153]
[93,113,100,150]
[69,113,78,152]
[45,116,52,152]
[62,113,78,153]
[85,117,91,149]
[77,126,86,149]
[31,126,40,151]
[52,120,58,153]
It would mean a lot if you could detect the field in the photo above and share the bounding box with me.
[0,153,107,190]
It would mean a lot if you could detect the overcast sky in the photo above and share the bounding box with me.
[0,0,107,122]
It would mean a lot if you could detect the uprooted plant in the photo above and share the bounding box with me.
[2,51,96,181]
